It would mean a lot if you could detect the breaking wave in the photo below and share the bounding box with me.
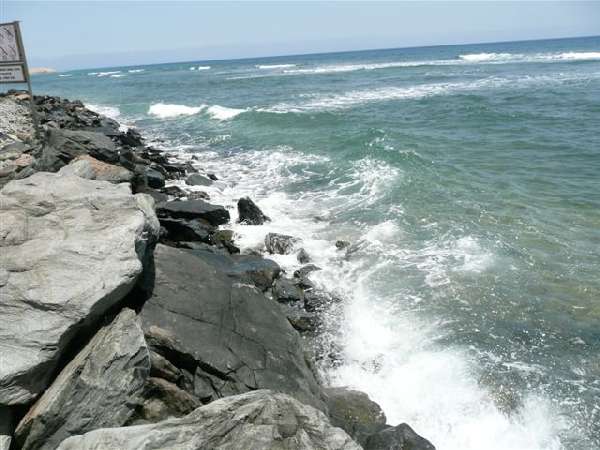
[147,103,245,120]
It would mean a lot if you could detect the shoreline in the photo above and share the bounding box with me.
[0,90,435,450]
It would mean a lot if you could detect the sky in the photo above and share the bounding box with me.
[3,1,600,70]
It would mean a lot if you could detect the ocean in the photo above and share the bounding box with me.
[30,36,600,450]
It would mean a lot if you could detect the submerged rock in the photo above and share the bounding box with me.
[365,423,436,450]
[57,390,360,450]
[15,309,151,450]
[265,232,299,254]
[0,172,159,405]
[297,247,311,263]
[325,387,387,446]
[237,196,270,225]
[139,245,325,410]
[157,199,229,226]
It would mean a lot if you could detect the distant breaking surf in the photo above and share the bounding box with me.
[148,103,245,120]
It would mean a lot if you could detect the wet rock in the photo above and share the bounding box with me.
[237,196,270,225]
[325,387,387,446]
[294,264,321,279]
[185,173,212,187]
[280,305,319,333]
[336,240,351,250]
[304,289,341,312]
[0,172,159,405]
[297,247,311,263]
[186,190,210,200]
[159,218,214,243]
[15,309,151,450]
[139,245,324,410]
[273,277,305,303]
[365,423,436,450]
[156,199,229,226]
[118,128,144,147]
[161,185,187,198]
[44,128,120,166]
[145,167,165,189]
[57,390,360,450]
[57,155,133,182]
[0,406,12,450]
[265,232,299,254]
[212,229,240,254]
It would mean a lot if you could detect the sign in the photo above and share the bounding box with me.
[0,23,22,62]
[0,64,25,82]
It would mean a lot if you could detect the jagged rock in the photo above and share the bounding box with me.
[57,390,360,450]
[15,309,151,450]
[186,190,210,201]
[336,240,351,250]
[297,247,311,263]
[185,173,212,187]
[325,387,387,446]
[149,351,182,384]
[119,128,144,147]
[294,264,321,279]
[273,278,304,303]
[211,229,240,254]
[0,142,35,187]
[159,218,214,243]
[265,232,299,255]
[365,423,436,450]
[135,377,201,424]
[145,167,165,189]
[139,245,325,410]
[0,172,159,405]
[0,406,12,450]
[189,248,281,291]
[42,128,120,168]
[57,155,133,182]
[237,196,270,225]
[161,185,187,198]
[280,304,319,333]
[157,199,229,226]
[304,290,342,312]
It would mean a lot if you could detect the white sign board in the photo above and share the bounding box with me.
[0,64,25,82]
[0,23,22,62]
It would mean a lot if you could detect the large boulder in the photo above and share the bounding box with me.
[237,196,270,225]
[265,232,300,255]
[325,387,387,446]
[0,172,159,405]
[57,154,133,182]
[15,309,151,450]
[365,423,436,450]
[57,390,361,450]
[139,245,325,410]
[157,199,230,226]
[185,173,212,186]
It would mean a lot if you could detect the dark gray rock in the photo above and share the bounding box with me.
[44,128,120,166]
[265,232,299,255]
[186,190,210,201]
[14,309,151,450]
[156,199,229,226]
[119,128,144,147]
[57,390,360,450]
[0,406,12,450]
[336,240,351,250]
[185,173,212,186]
[0,172,159,405]
[211,229,240,254]
[325,387,387,446]
[159,218,214,243]
[304,289,342,312]
[294,264,321,279]
[145,167,165,189]
[237,196,270,225]
[161,185,186,198]
[297,248,311,263]
[139,245,325,410]
[273,277,304,303]
[280,304,319,333]
[365,423,436,450]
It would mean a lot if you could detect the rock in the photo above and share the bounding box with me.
[304,290,341,312]
[185,173,212,187]
[325,387,387,446]
[139,245,324,410]
[0,142,36,187]
[273,277,304,303]
[44,128,120,166]
[159,218,214,243]
[149,351,182,384]
[119,128,144,147]
[188,248,281,291]
[237,196,270,225]
[135,377,201,424]
[15,309,151,450]
[57,390,360,450]
[297,247,311,263]
[57,155,132,182]
[336,240,351,250]
[207,173,218,180]
[157,199,229,226]
[186,190,210,201]
[365,423,436,450]
[145,167,165,189]
[0,406,12,450]
[0,172,159,405]
[294,264,321,279]
[280,304,319,333]
[161,185,187,198]
[265,232,299,255]
[212,229,240,254]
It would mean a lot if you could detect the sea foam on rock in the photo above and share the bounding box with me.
[0,172,159,405]
[56,390,361,450]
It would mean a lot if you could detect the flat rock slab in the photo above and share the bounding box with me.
[0,172,159,405]
[57,390,361,450]
[157,199,229,226]
[139,245,325,411]
[58,155,133,182]
[15,309,151,450]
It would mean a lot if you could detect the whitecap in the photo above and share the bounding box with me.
[97,71,121,77]
[256,64,297,69]
[459,52,513,62]
[85,104,121,120]
[128,69,145,73]
[205,105,245,120]
[148,103,206,118]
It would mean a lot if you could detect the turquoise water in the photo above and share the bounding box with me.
[30,36,600,449]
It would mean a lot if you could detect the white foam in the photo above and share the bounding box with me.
[109,74,125,78]
[205,105,245,120]
[190,66,210,71]
[459,52,513,62]
[58,74,72,77]
[97,71,121,77]
[148,103,205,118]
[85,104,121,120]
[554,51,600,61]
[128,69,145,73]
[256,64,297,69]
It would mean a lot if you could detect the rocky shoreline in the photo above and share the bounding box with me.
[0,90,436,450]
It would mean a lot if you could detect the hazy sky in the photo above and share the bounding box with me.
[4,1,600,70]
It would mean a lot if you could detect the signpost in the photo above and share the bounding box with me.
[0,21,41,138]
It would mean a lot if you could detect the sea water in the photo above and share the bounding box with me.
[30,36,600,450]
